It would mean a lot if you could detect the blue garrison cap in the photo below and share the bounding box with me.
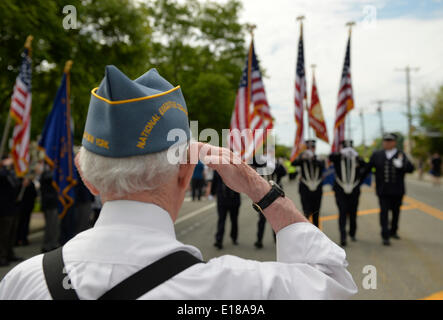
[82,66,190,157]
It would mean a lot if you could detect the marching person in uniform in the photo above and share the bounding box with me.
[38,163,61,253]
[363,133,415,246]
[291,140,325,228]
[0,66,356,299]
[329,140,366,246]
[252,154,276,249]
[191,160,205,201]
[211,171,241,249]
[0,157,21,266]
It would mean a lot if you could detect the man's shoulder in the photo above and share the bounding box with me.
[370,150,385,160]
[372,149,384,156]
[0,254,48,299]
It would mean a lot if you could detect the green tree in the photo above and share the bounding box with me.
[0,0,246,147]
[0,0,153,143]
[415,85,443,155]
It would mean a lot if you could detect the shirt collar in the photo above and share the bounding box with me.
[94,200,176,239]
[385,148,397,159]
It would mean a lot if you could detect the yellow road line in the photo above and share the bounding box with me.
[323,188,375,197]
[320,205,416,222]
[422,291,443,300]
[404,195,443,221]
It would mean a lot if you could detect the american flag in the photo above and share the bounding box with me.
[331,35,353,153]
[290,26,307,162]
[230,40,273,160]
[10,47,32,176]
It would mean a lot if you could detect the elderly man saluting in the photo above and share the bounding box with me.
[0,66,357,300]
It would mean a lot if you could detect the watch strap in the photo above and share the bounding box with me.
[254,181,284,212]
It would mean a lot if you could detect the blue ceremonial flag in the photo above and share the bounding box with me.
[362,172,372,186]
[322,165,336,186]
[39,61,77,218]
[322,165,372,186]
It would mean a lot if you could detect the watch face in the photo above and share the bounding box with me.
[270,180,284,196]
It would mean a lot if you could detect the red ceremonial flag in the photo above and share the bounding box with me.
[308,73,329,143]
[230,40,273,160]
[10,36,33,177]
[290,24,307,162]
[331,34,353,153]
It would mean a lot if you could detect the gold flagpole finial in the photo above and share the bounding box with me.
[24,35,33,49]
[24,35,34,57]
[296,15,305,33]
[246,23,257,38]
[311,64,316,77]
[64,60,73,73]
[346,21,356,36]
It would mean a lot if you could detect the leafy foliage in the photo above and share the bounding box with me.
[414,85,443,156]
[0,0,246,145]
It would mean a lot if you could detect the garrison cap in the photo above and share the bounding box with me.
[383,132,398,141]
[82,65,190,157]
[305,140,316,148]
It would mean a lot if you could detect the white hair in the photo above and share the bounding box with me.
[78,144,186,197]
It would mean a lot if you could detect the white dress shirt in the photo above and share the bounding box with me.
[0,200,357,299]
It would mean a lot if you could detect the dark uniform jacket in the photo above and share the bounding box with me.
[39,169,58,211]
[75,177,94,204]
[292,156,325,194]
[329,153,367,196]
[364,149,414,197]
[211,171,240,207]
[0,166,20,217]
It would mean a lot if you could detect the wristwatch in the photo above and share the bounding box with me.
[252,180,285,214]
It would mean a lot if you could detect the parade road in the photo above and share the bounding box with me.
[1,176,442,300]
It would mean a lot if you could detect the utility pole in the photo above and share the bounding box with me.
[359,109,366,156]
[395,65,419,154]
[373,100,389,137]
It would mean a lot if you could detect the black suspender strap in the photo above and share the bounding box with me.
[42,247,80,300]
[42,248,204,300]
[99,251,203,300]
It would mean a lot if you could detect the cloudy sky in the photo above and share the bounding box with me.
[237,0,443,153]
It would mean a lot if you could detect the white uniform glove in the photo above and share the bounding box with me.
[393,154,404,168]
[340,147,358,158]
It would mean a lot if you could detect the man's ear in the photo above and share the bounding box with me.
[177,163,195,190]
[74,152,99,196]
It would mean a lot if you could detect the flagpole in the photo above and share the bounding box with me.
[0,35,33,161]
[245,23,256,130]
[296,15,309,142]
[345,22,355,141]
[64,60,74,177]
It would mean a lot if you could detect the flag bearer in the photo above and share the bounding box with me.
[291,140,325,227]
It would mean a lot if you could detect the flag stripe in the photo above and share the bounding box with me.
[290,29,306,161]
[10,49,32,177]
[331,36,353,153]
[230,40,273,160]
